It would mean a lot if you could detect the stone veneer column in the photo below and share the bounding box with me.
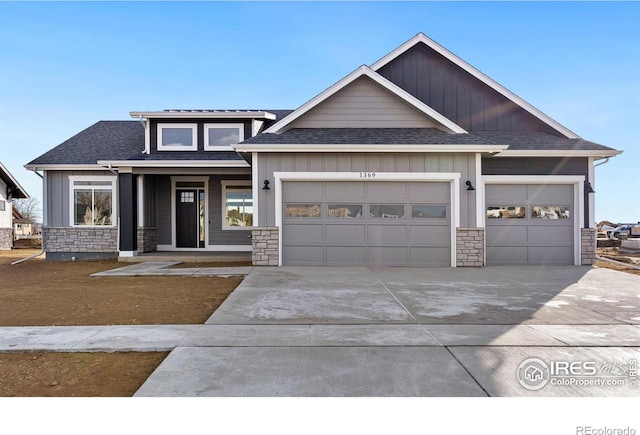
[0,228,13,250]
[137,227,158,253]
[581,228,597,265]
[251,227,279,266]
[456,228,485,267]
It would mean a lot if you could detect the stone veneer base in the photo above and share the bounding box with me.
[43,226,118,260]
[0,228,13,250]
[581,228,597,265]
[252,227,279,266]
[456,228,485,267]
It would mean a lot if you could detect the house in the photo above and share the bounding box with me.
[0,162,29,249]
[25,33,621,266]
[13,208,41,238]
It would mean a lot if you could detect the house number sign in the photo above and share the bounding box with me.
[359,172,376,179]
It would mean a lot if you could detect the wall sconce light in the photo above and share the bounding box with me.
[465,180,475,191]
[585,181,595,194]
[262,180,271,191]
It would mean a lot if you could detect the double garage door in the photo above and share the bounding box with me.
[282,181,451,266]
[485,183,575,265]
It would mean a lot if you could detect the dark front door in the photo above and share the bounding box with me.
[176,189,198,248]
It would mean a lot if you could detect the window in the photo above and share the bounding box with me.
[531,206,570,219]
[369,204,405,219]
[487,206,526,219]
[157,124,197,151]
[0,200,4,211]
[328,204,363,218]
[69,176,116,226]
[222,182,252,229]
[205,123,244,151]
[285,204,321,218]
[412,205,447,219]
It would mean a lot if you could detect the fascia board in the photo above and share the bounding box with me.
[494,150,623,158]
[370,33,580,139]
[0,162,29,198]
[96,160,250,168]
[234,144,509,153]
[129,111,276,120]
[264,65,466,134]
[25,164,105,172]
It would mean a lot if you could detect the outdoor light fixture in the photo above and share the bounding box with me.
[465,180,475,191]
[263,180,271,191]
[585,181,595,193]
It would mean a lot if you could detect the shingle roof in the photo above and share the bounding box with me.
[240,128,615,151]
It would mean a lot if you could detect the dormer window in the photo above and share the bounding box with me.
[204,123,244,151]
[157,123,197,151]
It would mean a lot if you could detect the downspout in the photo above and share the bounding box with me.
[594,157,610,168]
[11,171,44,265]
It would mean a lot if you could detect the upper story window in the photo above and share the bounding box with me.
[204,123,244,151]
[157,123,197,151]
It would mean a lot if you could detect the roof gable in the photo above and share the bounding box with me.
[372,33,579,138]
[0,161,28,199]
[265,65,466,134]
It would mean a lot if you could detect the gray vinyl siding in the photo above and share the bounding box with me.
[482,157,590,228]
[291,77,438,129]
[377,44,560,134]
[150,118,252,154]
[257,152,478,227]
[45,170,116,227]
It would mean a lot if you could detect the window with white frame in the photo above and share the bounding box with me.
[222,181,252,229]
[69,176,117,226]
[205,123,244,151]
[157,123,197,151]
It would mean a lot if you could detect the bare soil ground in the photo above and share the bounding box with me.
[0,249,242,396]
[596,247,640,276]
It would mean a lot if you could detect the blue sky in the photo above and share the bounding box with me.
[0,1,638,223]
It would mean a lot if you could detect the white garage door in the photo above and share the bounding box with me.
[485,183,575,265]
[282,181,452,266]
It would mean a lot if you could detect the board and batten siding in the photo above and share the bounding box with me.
[257,152,479,228]
[45,170,116,227]
[0,179,10,228]
[290,77,439,129]
[377,44,560,134]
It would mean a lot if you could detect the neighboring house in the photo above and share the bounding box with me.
[26,33,621,266]
[0,162,29,249]
[13,208,41,238]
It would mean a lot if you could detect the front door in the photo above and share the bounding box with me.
[176,189,198,248]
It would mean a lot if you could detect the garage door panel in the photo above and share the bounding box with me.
[409,247,450,266]
[486,225,528,244]
[487,246,528,264]
[283,181,323,199]
[528,246,573,264]
[527,184,573,202]
[282,224,324,243]
[485,185,527,201]
[367,225,407,244]
[366,182,406,199]
[528,225,573,244]
[408,182,449,201]
[283,246,324,265]
[409,225,449,245]
[325,246,366,265]
[325,182,365,199]
[368,247,408,265]
[325,224,366,243]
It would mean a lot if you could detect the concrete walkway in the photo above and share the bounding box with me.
[91,261,253,277]
[3,265,639,396]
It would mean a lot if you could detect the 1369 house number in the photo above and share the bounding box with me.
[359,172,376,179]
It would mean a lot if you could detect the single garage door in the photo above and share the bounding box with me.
[282,181,451,266]
[485,183,574,265]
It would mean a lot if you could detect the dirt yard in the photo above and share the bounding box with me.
[596,246,640,276]
[0,249,243,396]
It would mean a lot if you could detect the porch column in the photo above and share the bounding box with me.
[118,172,138,256]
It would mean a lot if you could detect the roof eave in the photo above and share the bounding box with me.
[234,144,509,153]
[130,111,276,120]
[494,150,623,158]
[96,160,250,168]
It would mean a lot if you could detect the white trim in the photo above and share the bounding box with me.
[204,123,245,151]
[26,164,105,171]
[0,162,29,198]
[157,244,252,252]
[273,171,461,267]
[234,144,509,153]
[371,33,580,139]
[68,175,118,228]
[130,111,276,120]
[588,157,595,229]
[137,175,144,227]
[118,251,138,258]
[252,152,259,227]
[42,170,48,226]
[474,153,484,229]
[221,180,253,231]
[97,160,250,168]
[252,119,264,137]
[495,150,622,158]
[144,119,150,155]
[157,123,198,151]
[481,175,585,266]
[170,176,209,249]
[264,65,466,134]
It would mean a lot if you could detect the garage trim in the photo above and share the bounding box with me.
[274,172,461,266]
[481,175,585,265]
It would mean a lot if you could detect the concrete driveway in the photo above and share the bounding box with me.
[135,266,640,397]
